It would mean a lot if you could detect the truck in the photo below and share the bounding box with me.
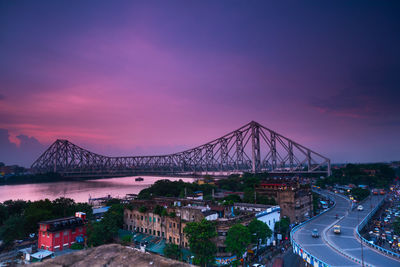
[333,225,341,234]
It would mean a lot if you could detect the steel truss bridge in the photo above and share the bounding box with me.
[31,121,331,177]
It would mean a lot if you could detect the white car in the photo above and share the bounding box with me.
[357,205,364,211]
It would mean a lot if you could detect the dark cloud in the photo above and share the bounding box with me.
[0,93,4,100]
[0,129,46,167]
[310,64,400,121]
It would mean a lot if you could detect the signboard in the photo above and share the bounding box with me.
[277,234,282,240]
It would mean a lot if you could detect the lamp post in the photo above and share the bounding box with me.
[357,209,365,266]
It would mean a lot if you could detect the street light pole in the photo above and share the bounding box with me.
[357,209,365,266]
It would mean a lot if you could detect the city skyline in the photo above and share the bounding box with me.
[1,1,400,167]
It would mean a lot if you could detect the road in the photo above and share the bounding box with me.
[293,192,400,267]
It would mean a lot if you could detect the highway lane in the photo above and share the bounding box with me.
[326,194,400,266]
[293,192,400,266]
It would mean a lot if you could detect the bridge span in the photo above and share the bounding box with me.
[31,121,330,178]
[292,191,400,266]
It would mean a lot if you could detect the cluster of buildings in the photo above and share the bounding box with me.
[123,197,280,263]
[0,164,27,177]
[27,177,313,265]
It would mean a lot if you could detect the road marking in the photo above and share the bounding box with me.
[327,234,355,239]
[301,243,326,247]
[342,248,362,251]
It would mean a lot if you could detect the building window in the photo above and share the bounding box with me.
[173,223,175,228]
[153,230,156,235]
[55,233,60,238]
[162,232,165,237]
[157,231,160,236]
[145,229,147,233]
[47,233,49,238]
[42,232,45,237]
[169,223,172,228]
[169,236,172,242]
[130,214,132,219]
[141,216,143,221]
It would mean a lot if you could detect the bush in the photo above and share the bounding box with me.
[139,206,147,213]
[121,234,132,245]
[70,243,83,250]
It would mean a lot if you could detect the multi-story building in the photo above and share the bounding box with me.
[38,212,87,251]
[123,197,280,264]
[256,180,312,223]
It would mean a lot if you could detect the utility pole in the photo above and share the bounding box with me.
[357,210,364,266]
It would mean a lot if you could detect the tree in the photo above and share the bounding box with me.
[184,219,217,267]
[139,206,148,213]
[0,215,25,247]
[248,219,272,248]
[153,205,164,216]
[225,224,251,260]
[274,217,290,238]
[164,243,181,260]
[243,188,255,203]
[121,234,132,245]
[223,194,241,203]
[87,204,124,247]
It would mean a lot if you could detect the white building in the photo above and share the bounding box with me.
[256,206,280,245]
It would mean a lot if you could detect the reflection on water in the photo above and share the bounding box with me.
[0,176,194,203]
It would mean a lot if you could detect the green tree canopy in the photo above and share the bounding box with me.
[274,217,290,238]
[225,224,251,259]
[0,215,25,247]
[184,219,217,267]
[248,219,272,244]
[164,243,181,260]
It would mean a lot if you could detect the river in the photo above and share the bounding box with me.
[0,176,194,203]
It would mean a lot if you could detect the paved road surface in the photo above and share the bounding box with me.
[293,192,400,267]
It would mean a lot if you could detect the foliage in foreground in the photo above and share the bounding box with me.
[225,224,251,260]
[164,243,181,260]
[0,198,92,247]
[184,219,217,267]
[87,204,124,247]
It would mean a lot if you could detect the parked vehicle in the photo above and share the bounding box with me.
[357,205,364,211]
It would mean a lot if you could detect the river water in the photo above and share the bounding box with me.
[0,176,194,203]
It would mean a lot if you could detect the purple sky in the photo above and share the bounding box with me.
[1,1,399,167]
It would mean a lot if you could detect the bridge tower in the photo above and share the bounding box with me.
[251,121,261,173]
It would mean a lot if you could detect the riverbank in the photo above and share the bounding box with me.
[0,176,194,203]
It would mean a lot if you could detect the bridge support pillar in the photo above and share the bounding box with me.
[251,121,261,173]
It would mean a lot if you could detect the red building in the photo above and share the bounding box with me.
[38,212,87,251]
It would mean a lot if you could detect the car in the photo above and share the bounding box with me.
[357,205,364,211]
[312,229,319,238]
[333,225,341,234]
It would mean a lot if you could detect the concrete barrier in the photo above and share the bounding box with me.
[356,196,400,260]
